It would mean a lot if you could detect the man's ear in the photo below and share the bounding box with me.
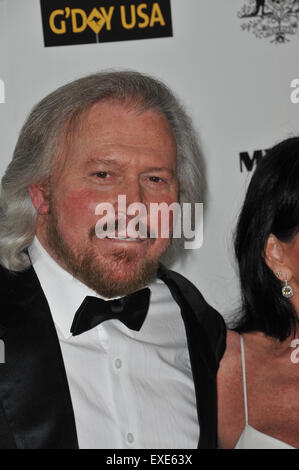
[264,234,292,282]
[28,181,50,215]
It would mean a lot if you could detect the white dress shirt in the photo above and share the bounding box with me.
[28,237,199,449]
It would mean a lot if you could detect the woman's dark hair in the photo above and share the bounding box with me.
[234,137,299,341]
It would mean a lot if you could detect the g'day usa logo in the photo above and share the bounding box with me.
[238,0,299,43]
[40,0,172,47]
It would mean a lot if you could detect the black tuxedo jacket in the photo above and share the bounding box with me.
[0,263,226,449]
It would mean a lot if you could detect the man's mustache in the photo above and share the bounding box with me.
[90,219,156,240]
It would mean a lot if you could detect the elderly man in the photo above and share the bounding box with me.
[0,71,226,449]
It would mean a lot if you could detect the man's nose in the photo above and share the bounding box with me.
[115,181,148,237]
[123,180,145,207]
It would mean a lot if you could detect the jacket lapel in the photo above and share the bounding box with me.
[0,266,78,449]
[157,265,218,449]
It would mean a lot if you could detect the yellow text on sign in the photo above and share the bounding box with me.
[49,3,166,35]
[120,3,165,29]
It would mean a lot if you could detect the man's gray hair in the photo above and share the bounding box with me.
[0,70,204,271]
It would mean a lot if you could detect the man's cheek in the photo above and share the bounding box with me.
[58,190,100,223]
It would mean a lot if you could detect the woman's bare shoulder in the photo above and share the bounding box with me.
[218,330,241,372]
[217,330,245,449]
[217,330,245,448]
[217,330,243,397]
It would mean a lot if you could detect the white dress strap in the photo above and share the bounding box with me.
[240,335,249,426]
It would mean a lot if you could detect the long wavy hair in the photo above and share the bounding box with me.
[234,137,299,341]
[0,70,204,271]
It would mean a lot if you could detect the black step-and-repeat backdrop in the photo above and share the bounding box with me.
[0,0,298,319]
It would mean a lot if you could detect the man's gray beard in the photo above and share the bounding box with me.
[45,206,164,298]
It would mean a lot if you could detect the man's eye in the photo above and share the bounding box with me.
[148,176,164,183]
[94,171,109,179]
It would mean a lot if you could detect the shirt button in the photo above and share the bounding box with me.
[115,358,122,369]
[127,433,134,444]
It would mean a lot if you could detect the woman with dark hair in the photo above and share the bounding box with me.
[217,137,299,449]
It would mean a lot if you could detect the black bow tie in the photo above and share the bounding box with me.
[70,288,151,336]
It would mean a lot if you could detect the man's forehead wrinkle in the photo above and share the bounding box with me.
[146,167,176,176]
[85,157,125,169]
[83,141,177,156]
[84,102,173,141]
[85,157,176,175]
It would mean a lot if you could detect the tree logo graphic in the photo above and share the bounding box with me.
[238,0,299,43]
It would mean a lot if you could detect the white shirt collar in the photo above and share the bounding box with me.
[28,237,111,339]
